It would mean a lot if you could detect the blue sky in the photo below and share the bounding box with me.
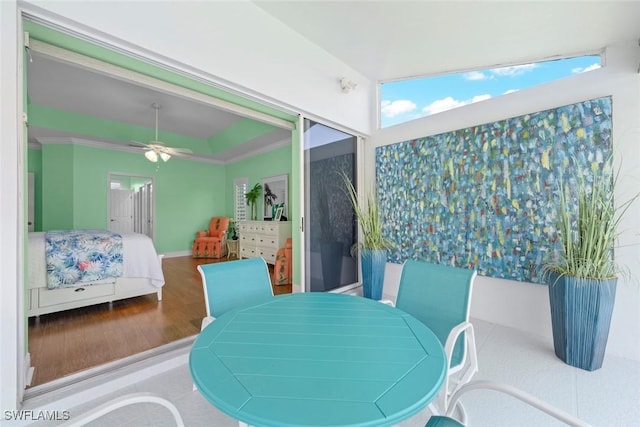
[380,55,601,128]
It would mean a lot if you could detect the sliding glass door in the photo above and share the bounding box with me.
[303,119,359,292]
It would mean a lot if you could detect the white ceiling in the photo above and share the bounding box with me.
[27,1,640,161]
[256,1,640,81]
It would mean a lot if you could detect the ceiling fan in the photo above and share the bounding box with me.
[130,103,193,162]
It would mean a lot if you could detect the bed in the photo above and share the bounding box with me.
[27,230,165,317]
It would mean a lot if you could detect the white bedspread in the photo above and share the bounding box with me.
[28,231,165,289]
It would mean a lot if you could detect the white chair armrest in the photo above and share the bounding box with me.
[446,380,592,427]
[439,321,478,418]
[444,322,477,373]
[59,392,184,427]
[201,316,215,331]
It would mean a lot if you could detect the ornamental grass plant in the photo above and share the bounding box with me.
[543,156,638,280]
[340,172,391,254]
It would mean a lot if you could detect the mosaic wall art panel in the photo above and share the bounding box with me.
[376,96,612,283]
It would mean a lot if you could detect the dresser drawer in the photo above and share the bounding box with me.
[39,282,115,307]
[257,235,277,247]
[240,246,256,257]
[240,234,257,244]
[257,223,278,235]
[238,221,291,265]
[257,247,277,264]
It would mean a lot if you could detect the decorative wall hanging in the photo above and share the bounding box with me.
[376,96,612,283]
[262,174,288,220]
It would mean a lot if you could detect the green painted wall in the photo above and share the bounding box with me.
[37,144,225,254]
[42,144,74,230]
[225,145,293,220]
[32,138,296,255]
[29,105,204,153]
[27,148,43,231]
[223,135,300,286]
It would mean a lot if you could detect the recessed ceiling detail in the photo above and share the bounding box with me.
[26,48,292,163]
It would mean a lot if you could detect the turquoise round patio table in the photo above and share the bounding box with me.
[190,292,446,427]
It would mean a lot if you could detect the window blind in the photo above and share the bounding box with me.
[234,178,248,221]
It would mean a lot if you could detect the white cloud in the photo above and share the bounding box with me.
[490,63,537,77]
[471,94,491,103]
[422,97,466,115]
[503,89,519,95]
[571,63,601,74]
[381,99,417,118]
[422,94,491,116]
[464,71,489,81]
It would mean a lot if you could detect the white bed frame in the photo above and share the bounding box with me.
[27,255,164,317]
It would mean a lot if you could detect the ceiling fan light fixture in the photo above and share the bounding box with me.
[145,150,159,162]
[160,152,171,162]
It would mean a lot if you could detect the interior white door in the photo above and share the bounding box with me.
[134,182,153,238]
[109,189,134,233]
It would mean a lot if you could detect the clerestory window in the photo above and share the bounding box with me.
[380,54,602,128]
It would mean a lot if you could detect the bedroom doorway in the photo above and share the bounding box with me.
[108,173,154,239]
[20,12,295,398]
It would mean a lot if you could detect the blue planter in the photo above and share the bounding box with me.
[547,273,617,371]
[361,249,387,300]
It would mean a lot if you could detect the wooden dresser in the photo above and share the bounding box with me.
[237,220,292,265]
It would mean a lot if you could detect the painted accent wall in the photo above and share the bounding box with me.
[27,148,43,231]
[225,144,293,222]
[42,144,74,230]
[30,141,295,255]
[36,143,226,254]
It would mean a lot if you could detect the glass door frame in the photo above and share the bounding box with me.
[298,115,365,294]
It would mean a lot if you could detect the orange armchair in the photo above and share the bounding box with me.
[272,238,292,286]
[192,217,230,258]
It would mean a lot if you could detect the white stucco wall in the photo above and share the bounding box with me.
[371,41,640,362]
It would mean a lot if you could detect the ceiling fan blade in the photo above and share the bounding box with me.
[129,140,150,149]
[165,147,193,155]
[135,106,195,157]
[148,143,192,155]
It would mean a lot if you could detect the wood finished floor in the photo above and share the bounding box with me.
[27,255,292,387]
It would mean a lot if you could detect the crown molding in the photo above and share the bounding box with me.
[35,137,225,165]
